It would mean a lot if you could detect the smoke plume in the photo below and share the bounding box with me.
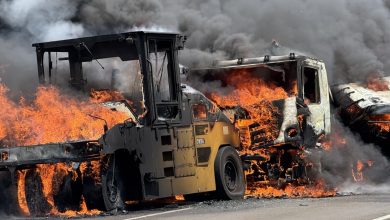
[318,118,390,194]
[0,0,390,91]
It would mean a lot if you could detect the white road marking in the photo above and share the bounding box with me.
[123,207,192,220]
[373,214,390,220]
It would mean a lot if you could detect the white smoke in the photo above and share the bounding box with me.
[129,25,175,33]
[0,0,84,41]
[338,181,390,195]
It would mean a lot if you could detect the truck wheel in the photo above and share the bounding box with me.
[101,155,125,212]
[0,170,18,215]
[24,169,51,216]
[82,161,105,210]
[53,169,83,212]
[214,146,245,200]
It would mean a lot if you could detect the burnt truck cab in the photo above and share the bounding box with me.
[189,55,331,185]
[0,31,244,215]
[189,54,331,149]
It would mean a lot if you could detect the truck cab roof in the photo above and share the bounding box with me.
[32,31,181,50]
[191,54,322,71]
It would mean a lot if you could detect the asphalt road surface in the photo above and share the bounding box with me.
[84,194,390,220]
[10,194,390,220]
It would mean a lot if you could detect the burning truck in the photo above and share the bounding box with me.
[189,55,333,196]
[0,31,333,217]
[331,75,390,157]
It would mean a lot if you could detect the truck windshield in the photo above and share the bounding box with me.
[148,39,179,120]
[191,61,298,99]
[41,52,146,118]
[148,39,177,101]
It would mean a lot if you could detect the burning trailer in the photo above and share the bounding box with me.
[331,76,390,157]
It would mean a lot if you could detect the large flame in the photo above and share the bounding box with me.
[16,170,29,216]
[0,83,129,216]
[0,85,128,147]
[246,180,335,198]
[207,69,292,147]
[206,68,336,198]
[17,163,102,217]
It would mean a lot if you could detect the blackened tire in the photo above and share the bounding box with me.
[53,168,83,212]
[0,170,19,215]
[25,169,51,216]
[214,146,245,200]
[101,155,125,213]
[82,161,105,211]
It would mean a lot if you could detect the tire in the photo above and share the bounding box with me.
[82,161,105,211]
[0,170,18,215]
[25,169,51,216]
[53,169,83,212]
[101,155,125,212]
[214,146,245,200]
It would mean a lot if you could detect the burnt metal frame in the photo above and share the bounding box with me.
[0,140,101,170]
[32,31,185,127]
[0,32,187,174]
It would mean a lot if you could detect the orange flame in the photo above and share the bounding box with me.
[174,195,185,201]
[207,69,291,147]
[207,68,334,198]
[90,89,129,104]
[16,163,102,217]
[0,84,129,147]
[369,114,390,133]
[352,160,374,182]
[366,74,389,91]
[16,170,29,216]
[320,130,347,151]
[1,84,129,217]
[246,180,336,198]
[79,160,102,183]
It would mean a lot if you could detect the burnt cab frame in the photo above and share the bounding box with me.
[32,31,186,127]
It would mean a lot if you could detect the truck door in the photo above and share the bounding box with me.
[174,126,196,177]
[300,61,330,138]
[147,37,197,177]
[191,100,213,167]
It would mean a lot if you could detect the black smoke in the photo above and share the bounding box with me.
[1,0,390,92]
